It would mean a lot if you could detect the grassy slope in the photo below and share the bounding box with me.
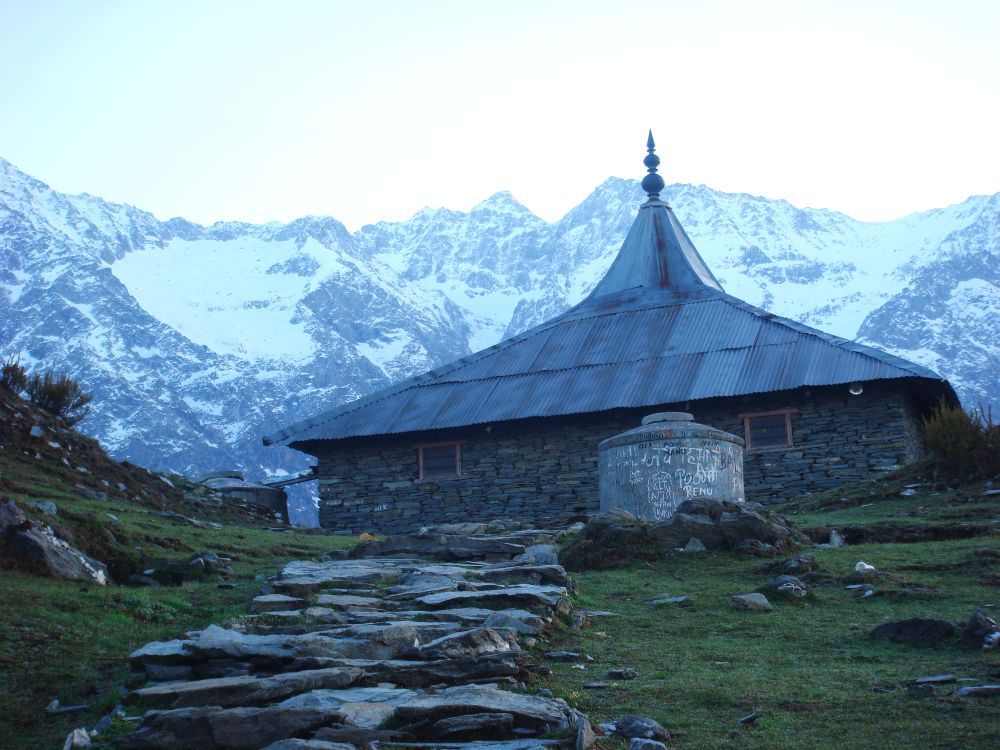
[1,388,997,748]
[0,392,355,748]
[542,479,1000,749]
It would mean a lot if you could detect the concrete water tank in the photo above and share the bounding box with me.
[598,412,745,521]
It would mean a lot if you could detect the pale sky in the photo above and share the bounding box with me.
[1,0,997,230]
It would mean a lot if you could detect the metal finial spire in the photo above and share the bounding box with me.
[641,129,665,201]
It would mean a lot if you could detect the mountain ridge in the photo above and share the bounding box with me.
[2,155,997,524]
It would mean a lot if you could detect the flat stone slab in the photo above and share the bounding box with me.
[129,638,193,667]
[396,684,574,729]
[477,564,568,587]
[283,654,522,687]
[315,593,388,608]
[251,594,305,612]
[273,560,404,594]
[280,686,419,729]
[415,585,569,612]
[128,667,364,708]
[409,627,519,660]
[261,740,357,750]
[955,684,1000,697]
[352,535,529,561]
[116,705,349,750]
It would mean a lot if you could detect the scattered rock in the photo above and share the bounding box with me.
[854,561,878,576]
[731,593,774,612]
[543,650,585,662]
[869,618,956,645]
[909,675,956,685]
[759,575,809,600]
[646,595,688,606]
[612,715,669,741]
[629,740,667,750]
[682,537,706,552]
[758,552,817,576]
[27,500,59,515]
[608,668,638,680]
[955,684,1000,697]
[62,728,91,749]
[963,609,999,649]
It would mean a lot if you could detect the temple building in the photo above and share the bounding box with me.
[265,134,957,533]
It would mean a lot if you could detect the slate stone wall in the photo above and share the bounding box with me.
[309,381,927,534]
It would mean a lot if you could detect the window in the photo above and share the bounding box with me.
[741,410,794,451]
[417,442,461,479]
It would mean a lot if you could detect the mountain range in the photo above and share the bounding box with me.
[1,157,997,523]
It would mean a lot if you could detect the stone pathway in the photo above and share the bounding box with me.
[119,529,594,750]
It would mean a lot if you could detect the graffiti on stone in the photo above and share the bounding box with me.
[600,438,744,521]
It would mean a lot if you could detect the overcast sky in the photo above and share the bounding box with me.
[2,0,997,229]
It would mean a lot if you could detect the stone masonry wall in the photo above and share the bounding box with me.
[309,381,927,534]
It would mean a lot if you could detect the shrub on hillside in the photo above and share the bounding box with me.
[25,369,93,425]
[923,399,1000,482]
[1,355,28,395]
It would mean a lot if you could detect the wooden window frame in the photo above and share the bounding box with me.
[416,441,462,480]
[739,409,796,452]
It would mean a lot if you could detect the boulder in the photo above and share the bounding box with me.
[731,593,774,612]
[963,609,999,649]
[7,524,108,585]
[0,499,28,532]
[561,500,808,570]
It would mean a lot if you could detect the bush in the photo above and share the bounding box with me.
[923,399,1000,482]
[1,355,28,395]
[25,369,93,425]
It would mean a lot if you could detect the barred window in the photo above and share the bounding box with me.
[418,442,461,479]
[742,410,794,451]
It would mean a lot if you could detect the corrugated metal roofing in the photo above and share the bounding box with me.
[264,170,955,449]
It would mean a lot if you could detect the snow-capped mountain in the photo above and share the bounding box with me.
[2,157,997,523]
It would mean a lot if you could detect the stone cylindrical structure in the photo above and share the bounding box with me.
[598,412,745,521]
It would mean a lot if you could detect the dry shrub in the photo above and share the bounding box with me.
[923,399,1000,482]
[25,369,93,425]
[1,354,28,395]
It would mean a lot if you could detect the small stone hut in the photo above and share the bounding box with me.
[265,135,957,533]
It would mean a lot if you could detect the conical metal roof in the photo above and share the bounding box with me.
[264,135,955,448]
[587,132,723,299]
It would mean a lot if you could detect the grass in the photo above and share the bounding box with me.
[536,482,1000,749]
[2,389,997,748]
[0,390,358,749]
